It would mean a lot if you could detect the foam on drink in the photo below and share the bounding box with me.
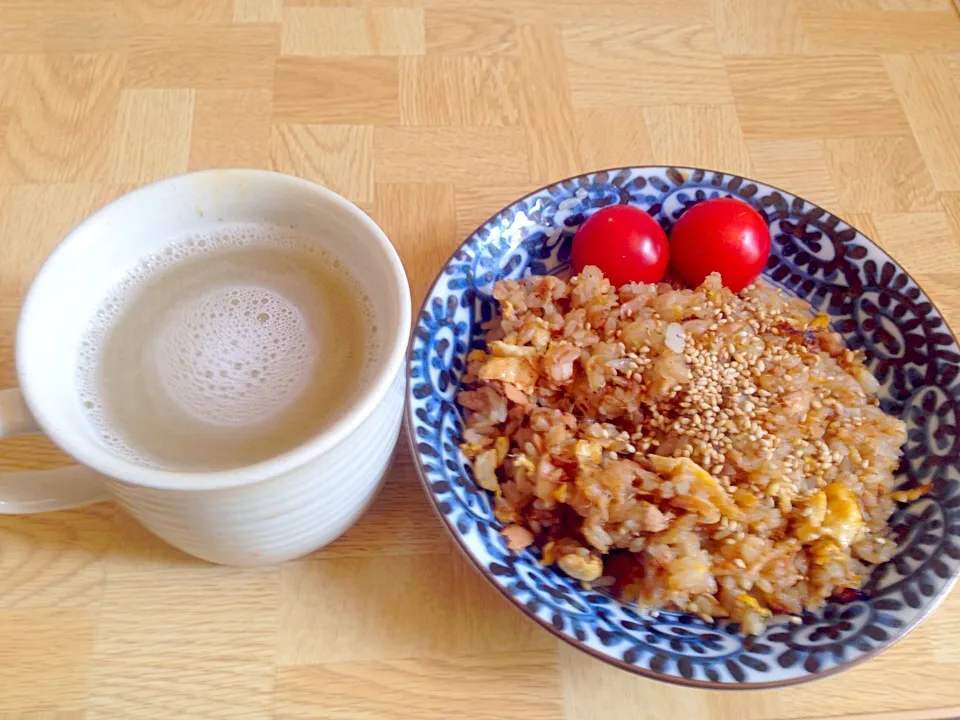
[77,223,378,471]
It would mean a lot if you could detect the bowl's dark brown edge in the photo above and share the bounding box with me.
[403,164,960,690]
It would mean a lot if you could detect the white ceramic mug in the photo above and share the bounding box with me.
[0,169,411,565]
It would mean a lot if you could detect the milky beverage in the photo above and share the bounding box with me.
[77,223,377,471]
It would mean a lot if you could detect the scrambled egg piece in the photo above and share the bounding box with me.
[459,442,484,457]
[734,488,758,509]
[540,540,557,566]
[800,482,864,565]
[557,552,603,582]
[478,356,539,391]
[487,340,538,358]
[809,538,844,566]
[669,494,722,524]
[494,436,509,464]
[472,449,500,493]
[513,454,535,474]
[808,313,831,330]
[736,593,772,617]
[493,504,516,524]
[575,439,603,466]
[666,555,715,593]
[823,482,863,548]
[891,484,931,503]
[649,455,740,519]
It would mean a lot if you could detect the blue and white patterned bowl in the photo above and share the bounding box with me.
[405,166,960,688]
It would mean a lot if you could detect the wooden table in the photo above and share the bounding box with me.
[3,1,960,718]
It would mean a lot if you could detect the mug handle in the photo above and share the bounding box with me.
[0,387,109,514]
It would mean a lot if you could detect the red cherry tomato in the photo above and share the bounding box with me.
[669,197,771,292]
[570,205,669,287]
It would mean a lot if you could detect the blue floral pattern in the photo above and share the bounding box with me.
[405,167,960,688]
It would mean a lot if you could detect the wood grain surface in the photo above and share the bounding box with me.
[2,1,960,718]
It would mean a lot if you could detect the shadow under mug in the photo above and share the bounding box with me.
[0,169,411,566]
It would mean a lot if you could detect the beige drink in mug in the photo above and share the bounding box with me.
[0,169,411,565]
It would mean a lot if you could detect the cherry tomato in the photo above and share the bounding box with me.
[669,197,771,292]
[570,205,669,287]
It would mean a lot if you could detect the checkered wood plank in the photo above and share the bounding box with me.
[3,1,960,717]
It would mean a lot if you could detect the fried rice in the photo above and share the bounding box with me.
[457,266,915,634]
